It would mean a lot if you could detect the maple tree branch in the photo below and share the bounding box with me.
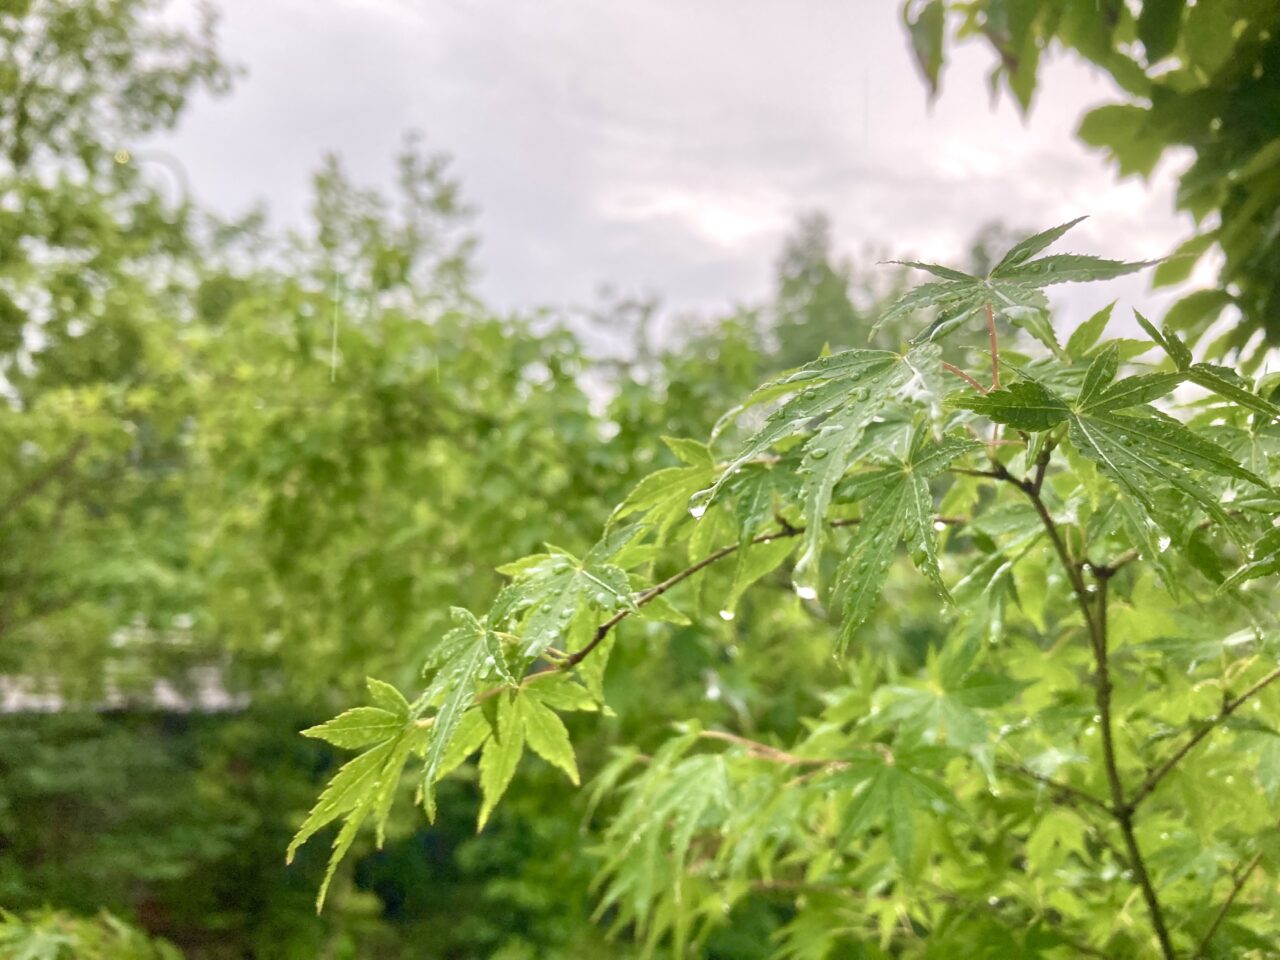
[0,436,87,524]
[997,761,1111,816]
[1197,847,1265,957]
[1087,574,1173,959]
[697,729,839,767]
[435,512,968,717]
[1003,458,1175,959]
[1129,664,1280,810]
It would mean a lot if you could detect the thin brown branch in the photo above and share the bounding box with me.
[997,761,1112,816]
[1197,848,1265,957]
[943,361,988,393]
[1001,459,1175,959]
[415,511,970,722]
[698,729,840,767]
[0,436,87,524]
[1090,575,1173,959]
[1129,664,1280,810]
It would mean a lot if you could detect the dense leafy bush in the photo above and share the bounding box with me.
[298,221,1280,958]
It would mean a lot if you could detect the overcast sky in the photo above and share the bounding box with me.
[161,0,1194,327]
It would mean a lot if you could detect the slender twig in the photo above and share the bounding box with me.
[0,436,87,524]
[1129,664,1280,810]
[943,361,988,393]
[416,512,969,722]
[1090,574,1174,958]
[997,761,1112,816]
[998,460,1176,959]
[1197,848,1265,957]
[698,729,841,767]
[985,304,1001,390]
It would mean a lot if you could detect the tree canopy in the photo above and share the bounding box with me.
[3,2,1279,958]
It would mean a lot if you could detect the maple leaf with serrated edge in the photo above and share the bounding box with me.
[418,607,510,820]
[490,541,636,659]
[833,746,958,869]
[830,431,971,650]
[877,217,1154,354]
[1135,310,1280,419]
[288,680,424,911]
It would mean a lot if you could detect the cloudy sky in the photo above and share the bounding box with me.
[161,0,1193,325]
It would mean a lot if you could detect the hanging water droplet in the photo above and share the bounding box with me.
[1092,714,1102,724]
[718,609,735,622]
[1157,535,1171,553]
[987,896,1000,907]
[1085,583,1097,594]
[933,520,947,532]
[794,583,818,601]
[688,488,711,520]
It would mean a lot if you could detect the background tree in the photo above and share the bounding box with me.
[903,0,1280,361]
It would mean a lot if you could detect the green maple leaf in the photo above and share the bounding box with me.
[878,218,1154,353]
[491,541,636,659]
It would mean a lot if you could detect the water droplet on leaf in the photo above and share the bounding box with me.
[794,583,818,601]
[718,609,735,621]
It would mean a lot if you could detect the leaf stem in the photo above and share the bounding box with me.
[985,304,1000,390]
[698,729,841,767]
[1128,664,1280,809]
[996,761,1111,816]
[943,361,988,393]
[449,513,969,713]
[1197,848,1265,957]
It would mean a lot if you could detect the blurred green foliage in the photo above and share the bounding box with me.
[4,1,1277,958]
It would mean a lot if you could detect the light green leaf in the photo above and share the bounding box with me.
[832,473,912,652]
[302,707,403,750]
[366,677,410,718]
[724,537,797,614]
[991,217,1088,274]
[433,708,491,780]
[994,253,1154,286]
[477,693,525,830]
[1066,301,1114,356]
[491,551,635,659]
[953,381,1069,431]
[520,695,580,785]
[420,608,496,819]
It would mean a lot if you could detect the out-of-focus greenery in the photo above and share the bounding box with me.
[905,0,1280,360]
[4,2,1277,959]
[0,909,181,960]
[0,2,917,957]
